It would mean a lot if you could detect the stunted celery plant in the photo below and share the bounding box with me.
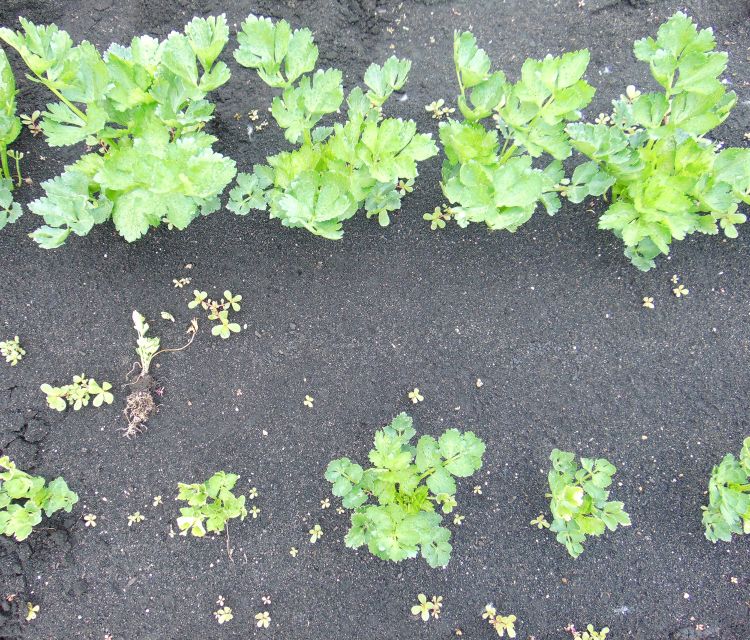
[546,449,630,558]
[228,15,437,239]
[0,16,236,248]
[325,413,485,568]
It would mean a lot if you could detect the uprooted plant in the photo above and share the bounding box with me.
[566,12,750,270]
[0,16,237,248]
[228,14,437,239]
[123,310,197,436]
[325,412,485,568]
[0,48,23,232]
[0,456,78,541]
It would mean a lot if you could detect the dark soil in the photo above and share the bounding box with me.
[1,0,749,638]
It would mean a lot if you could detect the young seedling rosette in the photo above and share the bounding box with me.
[40,374,114,411]
[547,449,630,558]
[0,48,23,231]
[702,437,750,543]
[228,15,438,239]
[0,16,237,247]
[435,31,595,232]
[0,456,78,541]
[325,412,485,568]
[566,12,750,270]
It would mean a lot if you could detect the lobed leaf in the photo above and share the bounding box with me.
[235,15,318,88]
[364,56,411,107]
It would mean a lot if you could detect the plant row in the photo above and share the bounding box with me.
[0,12,747,270]
[3,416,748,564]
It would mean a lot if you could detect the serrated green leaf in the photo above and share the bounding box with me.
[364,56,411,107]
[0,19,73,78]
[383,412,416,443]
[41,101,107,147]
[439,119,499,166]
[567,161,615,203]
[0,50,21,146]
[185,14,228,71]
[454,31,490,89]
[421,524,452,568]
[426,468,456,496]
[235,15,318,88]
[228,168,272,215]
[271,170,356,239]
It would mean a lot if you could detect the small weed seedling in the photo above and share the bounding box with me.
[187,289,242,339]
[0,49,23,232]
[40,374,113,411]
[566,12,750,270]
[325,412,485,568]
[228,15,437,238]
[567,624,610,640]
[20,110,42,136]
[0,456,78,541]
[702,437,750,542]
[176,471,247,537]
[435,31,595,232]
[0,16,236,247]
[547,449,630,558]
[482,604,517,638]
[123,310,197,436]
[0,336,25,365]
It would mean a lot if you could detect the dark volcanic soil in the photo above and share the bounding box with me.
[1,0,749,639]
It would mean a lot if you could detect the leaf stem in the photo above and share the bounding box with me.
[499,143,517,164]
[0,144,10,183]
[31,74,87,121]
[13,152,22,187]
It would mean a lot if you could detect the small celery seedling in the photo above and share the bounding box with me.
[0,456,78,541]
[702,437,750,543]
[131,310,198,377]
[566,12,750,270]
[0,16,236,247]
[229,15,437,239]
[325,412,485,568]
[0,48,23,231]
[133,310,160,376]
[436,31,595,232]
[547,449,630,558]
[176,471,247,537]
[0,335,25,365]
[40,374,113,411]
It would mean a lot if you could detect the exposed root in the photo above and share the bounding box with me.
[120,317,197,438]
[122,388,157,438]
